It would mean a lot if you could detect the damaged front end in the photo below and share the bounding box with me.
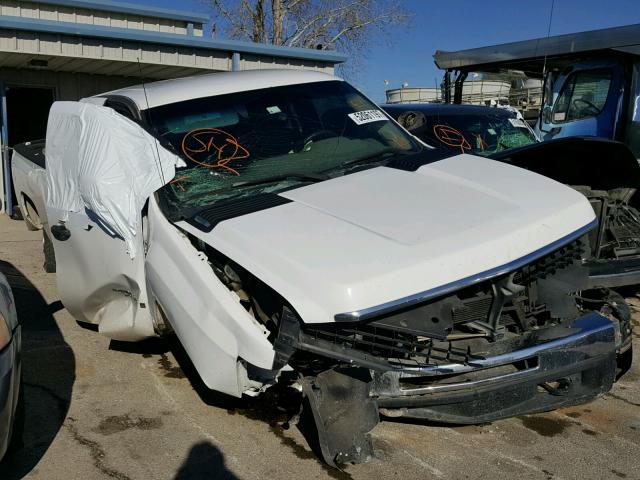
[173,148,633,468]
[268,234,628,466]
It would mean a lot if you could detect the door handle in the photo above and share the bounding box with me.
[51,224,71,241]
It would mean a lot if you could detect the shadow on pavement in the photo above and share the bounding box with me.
[167,336,239,410]
[108,327,349,477]
[0,260,75,479]
[174,441,238,480]
[167,337,351,480]
[108,336,171,355]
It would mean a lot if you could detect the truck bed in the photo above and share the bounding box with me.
[13,139,45,169]
[11,139,47,231]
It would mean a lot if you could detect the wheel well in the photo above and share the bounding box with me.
[21,193,42,230]
[22,193,38,216]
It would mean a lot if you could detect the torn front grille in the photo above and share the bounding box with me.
[513,238,586,284]
[300,322,484,369]
[295,237,587,370]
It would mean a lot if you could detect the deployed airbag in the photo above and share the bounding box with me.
[45,101,185,258]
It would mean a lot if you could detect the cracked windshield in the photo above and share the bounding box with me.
[396,109,538,156]
[150,80,420,216]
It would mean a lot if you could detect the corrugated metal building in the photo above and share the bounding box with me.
[0,0,346,214]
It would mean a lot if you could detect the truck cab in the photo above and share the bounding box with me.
[537,59,626,142]
[536,56,640,159]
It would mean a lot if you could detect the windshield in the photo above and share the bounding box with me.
[149,80,419,216]
[392,109,538,157]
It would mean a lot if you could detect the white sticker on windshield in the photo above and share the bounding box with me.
[508,117,527,128]
[348,109,388,125]
[266,105,281,114]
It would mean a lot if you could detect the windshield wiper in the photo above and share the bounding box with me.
[322,150,398,176]
[232,172,329,189]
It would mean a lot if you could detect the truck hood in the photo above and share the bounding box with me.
[177,154,596,324]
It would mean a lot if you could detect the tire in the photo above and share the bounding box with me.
[43,231,56,273]
[10,206,23,221]
[617,345,633,381]
[23,197,41,231]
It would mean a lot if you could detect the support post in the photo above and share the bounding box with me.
[444,70,451,104]
[0,83,11,216]
[453,70,467,104]
[232,52,241,72]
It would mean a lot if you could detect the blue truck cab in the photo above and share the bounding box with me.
[537,58,640,156]
[434,23,640,159]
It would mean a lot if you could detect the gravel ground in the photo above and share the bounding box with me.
[1,213,639,480]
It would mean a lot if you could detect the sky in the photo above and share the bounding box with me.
[138,0,640,102]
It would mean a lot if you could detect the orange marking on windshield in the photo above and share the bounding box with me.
[181,128,250,176]
[474,133,487,151]
[170,175,189,192]
[433,124,471,154]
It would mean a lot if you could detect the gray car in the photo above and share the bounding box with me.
[0,272,22,461]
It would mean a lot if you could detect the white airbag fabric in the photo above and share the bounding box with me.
[45,101,185,258]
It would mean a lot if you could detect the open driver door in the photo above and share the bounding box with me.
[43,101,183,341]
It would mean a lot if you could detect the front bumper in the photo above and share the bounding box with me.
[372,312,617,423]
[298,312,618,465]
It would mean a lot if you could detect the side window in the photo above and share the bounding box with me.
[110,104,136,121]
[552,69,612,123]
[104,99,139,122]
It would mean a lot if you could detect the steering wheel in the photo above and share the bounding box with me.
[572,98,600,116]
[297,129,336,151]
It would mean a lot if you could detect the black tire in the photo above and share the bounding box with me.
[617,345,633,381]
[10,206,23,221]
[43,231,56,273]
[23,196,41,231]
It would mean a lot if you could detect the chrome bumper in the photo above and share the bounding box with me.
[374,312,617,423]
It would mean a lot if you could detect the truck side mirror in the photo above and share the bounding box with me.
[542,106,552,124]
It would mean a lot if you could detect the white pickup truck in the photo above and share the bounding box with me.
[9,70,633,466]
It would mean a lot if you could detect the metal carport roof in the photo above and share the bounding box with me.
[0,15,347,65]
[434,23,640,72]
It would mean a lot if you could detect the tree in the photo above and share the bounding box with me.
[209,0,412,73]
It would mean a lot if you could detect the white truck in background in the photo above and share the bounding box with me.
[11,140,46,232]
[8,70,634,467]
[11,139,56,272]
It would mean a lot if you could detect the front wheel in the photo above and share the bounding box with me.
[23,197,42,231]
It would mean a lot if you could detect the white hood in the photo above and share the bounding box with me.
[178,154,596,324]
